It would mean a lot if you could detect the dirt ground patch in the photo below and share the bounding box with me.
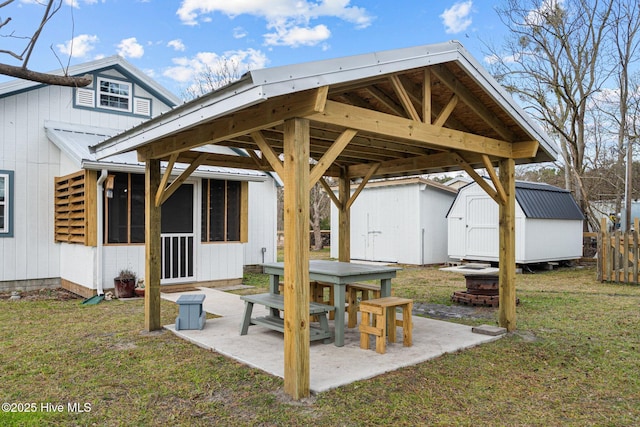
[413,301,496,320]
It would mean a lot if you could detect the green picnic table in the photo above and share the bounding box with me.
[261,260,400,347]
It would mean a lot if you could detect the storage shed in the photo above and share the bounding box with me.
[330,177,457,264]
[447,181,584,263]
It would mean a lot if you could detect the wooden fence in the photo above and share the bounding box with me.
[598,217,640,284]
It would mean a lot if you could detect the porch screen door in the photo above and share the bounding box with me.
[161,183,195,284]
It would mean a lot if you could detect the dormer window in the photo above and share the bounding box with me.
[75,75,152,116]
[98,77,132,112]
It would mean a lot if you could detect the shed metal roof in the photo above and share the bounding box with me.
[450,179,584,220]
[514,182,584,220]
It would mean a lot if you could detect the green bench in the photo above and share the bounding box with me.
[240,293,335,343]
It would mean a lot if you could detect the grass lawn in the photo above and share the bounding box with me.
[1,256,639,426]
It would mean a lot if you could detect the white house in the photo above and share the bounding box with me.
[0,57,278,297]
[447,180,584,264]
[330,177,457,264]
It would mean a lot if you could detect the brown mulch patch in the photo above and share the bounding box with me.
[0,287,81,301]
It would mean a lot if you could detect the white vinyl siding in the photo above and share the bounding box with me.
[0,73,174,283]
[447,182,583,263]
[330,180,456,265]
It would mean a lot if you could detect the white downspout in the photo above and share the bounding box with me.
[96,169,108,295]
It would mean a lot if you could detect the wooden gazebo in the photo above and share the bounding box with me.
[92,42,557,399]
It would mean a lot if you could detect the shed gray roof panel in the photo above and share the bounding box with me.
[515,182,585,220]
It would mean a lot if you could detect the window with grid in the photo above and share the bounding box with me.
[0,171,12,236]
[98,77,131,112]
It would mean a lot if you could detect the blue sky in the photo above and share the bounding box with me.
[1,1,508,98]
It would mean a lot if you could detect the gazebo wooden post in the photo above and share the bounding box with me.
[498,157,517,331]
[283,118,311,399]
[338,168,350,262]
[144,158,162,331]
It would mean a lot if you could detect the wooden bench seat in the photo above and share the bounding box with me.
[239,293,335,343]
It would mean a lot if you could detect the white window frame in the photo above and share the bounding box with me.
[0,171,11,236]
[97,77,132,113]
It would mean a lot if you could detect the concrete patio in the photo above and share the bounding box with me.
[162,287,504,393]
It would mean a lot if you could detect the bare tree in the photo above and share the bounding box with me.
[181,58,243,100]
[488,0,615,229]
[610,0,640,230]
[0,0,91,87]
[309,181,331,250]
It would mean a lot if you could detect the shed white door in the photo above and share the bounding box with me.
[161,184,195,284]
[465,195,498,259]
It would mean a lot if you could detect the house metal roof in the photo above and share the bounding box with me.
[0,56,181,107]
[90,41,559,179]
[45,121,269,181]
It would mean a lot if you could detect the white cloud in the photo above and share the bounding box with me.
[264,24,330,47]
[440,1,473,34]
[163,48,269,83]
[233,27,248,39]
[525,0,564,26]
[61,0,99,8]
[175,0,372,47]
[168,39,186,51]
[117,37,144,58]
[484,53,520,65]
[56,34,99,57]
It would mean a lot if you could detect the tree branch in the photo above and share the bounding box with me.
[0,62,91,86]
[22,0,62,68]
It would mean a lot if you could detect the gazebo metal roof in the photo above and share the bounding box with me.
[92,41,556,175]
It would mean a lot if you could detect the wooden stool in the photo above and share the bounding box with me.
[346,283,381,328]
[359,296,413,354]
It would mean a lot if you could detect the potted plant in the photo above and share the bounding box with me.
[114,268,136,298]
[134,278,145,297]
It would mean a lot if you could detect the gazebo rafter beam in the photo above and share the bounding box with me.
[157,153,208,206]
[433,94,459,127]
[138,87,329,161]
[307,100,521,159]
[389,74,421,121]
[431,65,516,142]
[347,151,481,178]
[309,129,357,188]
[482,154,507,205]
[252,130,285,180]
[423,69,432,125]
[451,152,501,204]
[364,85,406,117]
